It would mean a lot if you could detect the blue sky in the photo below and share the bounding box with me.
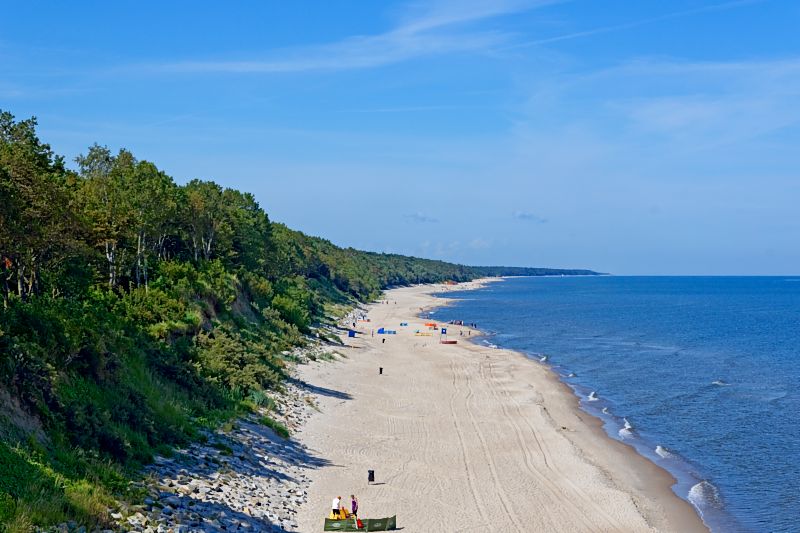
[2,0,799,274]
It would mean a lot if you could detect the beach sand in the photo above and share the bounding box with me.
[295,281,707,532]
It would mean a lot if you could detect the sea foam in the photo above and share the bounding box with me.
[618,418,634,438]
[655,445,674,458]
[689,480,722,509]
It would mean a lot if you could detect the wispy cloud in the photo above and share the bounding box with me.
[513,55,800,159]
[505,0,767,50]
[513,210,548,223]
[338,105,477,114]
[468,237,492,249]
[139,0,559,75]
[405,212,439,223]
[397,0,559,34]
[0,81,92,100]
[606,58,800,149]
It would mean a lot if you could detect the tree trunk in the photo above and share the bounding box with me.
[2,271,9,309]
[106,241,116,287]
[202,229,214,260]
[16,264,24,299]
[156,233,168,260]
[192,234,199,262]
[26,253,38,296]
[136,231,143,288]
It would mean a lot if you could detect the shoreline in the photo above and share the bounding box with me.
[430,278,714,529]
[430,278,709,531]
[295,280,708,532]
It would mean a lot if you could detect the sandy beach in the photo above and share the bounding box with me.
[295,281,707,532]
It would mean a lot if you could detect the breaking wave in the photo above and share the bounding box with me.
[618,418,634,438]
[655,445,674,459]
[689,480,723,510]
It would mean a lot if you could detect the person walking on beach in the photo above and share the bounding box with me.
[350,494,359,518]
[332,495,341,517]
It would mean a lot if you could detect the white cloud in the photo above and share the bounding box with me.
[468,238,492,249]
[513,210,547,223]
[604,58,800,149]
[141,0,559,75]
[505,0,768,50]
[404,212,439,223]
[397,0,559,34]
[513,56,800,159]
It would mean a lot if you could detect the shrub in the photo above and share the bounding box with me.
[258,416,289,439]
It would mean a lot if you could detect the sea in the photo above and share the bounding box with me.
[432,276,800,533]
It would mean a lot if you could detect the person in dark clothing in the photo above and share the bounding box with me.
[350,494,359,518]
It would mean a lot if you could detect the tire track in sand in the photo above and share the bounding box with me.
[460,359,526,532]
[478,359,599,532]
[483,358,632,532]
[448,359,492,530]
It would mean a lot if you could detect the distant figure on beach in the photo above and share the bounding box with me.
[382,338,386,344]
[331,495,341,517]
[351,494,359,518]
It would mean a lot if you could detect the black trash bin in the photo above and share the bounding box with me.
[368,470,375,484]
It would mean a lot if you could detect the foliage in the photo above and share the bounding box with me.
[258,416,290,439]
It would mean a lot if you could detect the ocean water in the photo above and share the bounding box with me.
[433,276,800,533]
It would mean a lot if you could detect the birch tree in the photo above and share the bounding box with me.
[76,145,132,288]
[183,180,232,262]
[127,161,179,289]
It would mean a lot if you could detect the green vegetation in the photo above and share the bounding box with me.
[0,110,595,529]
[258,416,290,439]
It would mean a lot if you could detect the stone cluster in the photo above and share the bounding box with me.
[110,381,321,532]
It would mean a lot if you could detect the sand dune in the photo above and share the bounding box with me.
[295,282,706,532]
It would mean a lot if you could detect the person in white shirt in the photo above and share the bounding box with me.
[331,495,341,517]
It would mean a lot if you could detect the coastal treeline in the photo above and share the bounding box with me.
[0,110,593,529]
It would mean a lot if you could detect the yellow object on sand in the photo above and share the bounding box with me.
[329,509,350,520]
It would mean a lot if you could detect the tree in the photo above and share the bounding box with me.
[76,145,133,288]
[223,189,272,272]
[0,111,82,304]
[183,180,232,262]
[127,161,179,289]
